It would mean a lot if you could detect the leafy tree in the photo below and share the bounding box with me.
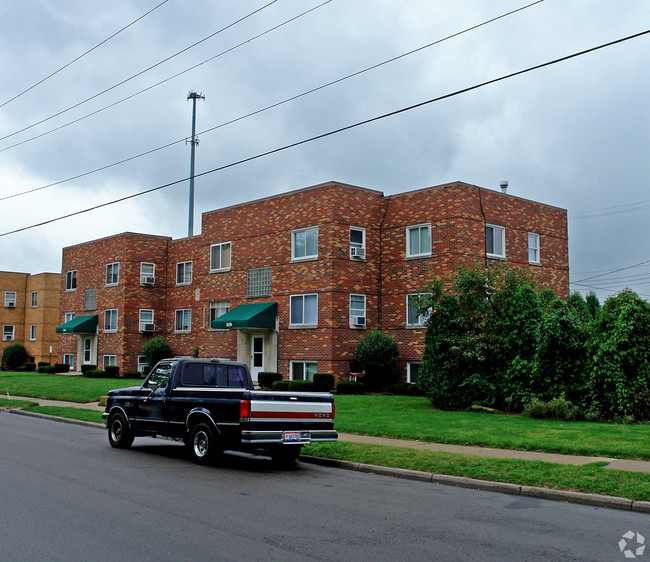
[143,336,172,368]
[2,343,27,370]
[587,290,650,420]
[354,330,399,390]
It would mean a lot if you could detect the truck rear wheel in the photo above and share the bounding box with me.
[189,423,220,465]
[108,414,134,449]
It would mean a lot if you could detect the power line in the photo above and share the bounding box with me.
[1,0,543,200]
[0,0,332,157]
[0,0,170,109]
[1,28,648,238]
[570,257,650,284]
[0,0,281,143]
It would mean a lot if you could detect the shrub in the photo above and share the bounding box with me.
[523,397,548,419]
[24,362,36,372]
[105,365,120,378]
[37,361,50,367]
[143,336,172,368]
[288,380,315,392]
[86,369,107,378]
[123,370,141,378]
[336,381,365,395]
[2,343,27,370]
[271,380,290,391]
[258,372,283,389]
[54,363,70,373]
[313,373,335,392]
[81,364,97,375]
[388,382,411,395]
[547,394,578,421]
[354,330,399,390]
[38,365,56,374]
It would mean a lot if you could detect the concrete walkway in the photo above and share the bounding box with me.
[7,394,650,474]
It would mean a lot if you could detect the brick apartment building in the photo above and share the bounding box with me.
[1,271,61,365]
[57,181,568,382]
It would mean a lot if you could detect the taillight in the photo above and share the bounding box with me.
[240,399,251,421]
[331,401,335,420]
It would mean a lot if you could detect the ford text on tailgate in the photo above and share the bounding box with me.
[102,358,337,465]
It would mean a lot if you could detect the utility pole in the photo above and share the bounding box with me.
[186,91,205,237]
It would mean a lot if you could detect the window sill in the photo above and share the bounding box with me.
[105,283,119,287]
[209,268,231,274]
[289,324,318,329]
[406,254,431,261]
[175,330,191,334]
[290,256,318,263]
[176,282,192,287]
[529,261,541,267]
[349,324,367,329]
[487,254,506,261]
[406,324,426,329]
[104,329,117,334]
[65,289,77,292]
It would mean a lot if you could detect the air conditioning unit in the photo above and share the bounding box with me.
[7,301,15,308]
[3,335,12,341]
[140,323,155,332]
[350,247,366,259]
[141,276,155,285]
[351,316,366,327]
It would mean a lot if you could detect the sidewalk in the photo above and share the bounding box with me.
[7,394,650,474]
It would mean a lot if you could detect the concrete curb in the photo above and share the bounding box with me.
[300,455,650,514]
[8,408,104,429]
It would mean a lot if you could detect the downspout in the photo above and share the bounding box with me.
[378,196,391,329]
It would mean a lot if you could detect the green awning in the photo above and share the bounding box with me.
[56,314,98,334]
[211,302,277,330]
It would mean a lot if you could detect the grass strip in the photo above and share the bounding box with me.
[0,398,38,408]
[334,395,650,460]
[23,406,104,424]
[304,442,650,501]
[0,371,141,402]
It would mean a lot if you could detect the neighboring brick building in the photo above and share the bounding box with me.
[57,181,568,382]
[1,271,61,365]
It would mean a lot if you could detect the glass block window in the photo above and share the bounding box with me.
[247,267,272,298]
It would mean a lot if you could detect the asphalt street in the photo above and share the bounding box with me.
[0,412,647,561]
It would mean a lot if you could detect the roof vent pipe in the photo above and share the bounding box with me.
[499,180,508,194]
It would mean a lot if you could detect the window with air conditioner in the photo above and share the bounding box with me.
[3,325,15,341]
[139,309,155,332]
[4,291,16,308]
[140,262,155,285]
[350,294,366,327]
[210,242,231,272]
[138,356,150,374]
[350,227,366,260]
[486,224,506,259]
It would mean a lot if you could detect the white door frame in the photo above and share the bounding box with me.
[250,334,265,383]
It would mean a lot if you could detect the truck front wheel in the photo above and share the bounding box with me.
[189,423,219,464]
[108,414,134,449]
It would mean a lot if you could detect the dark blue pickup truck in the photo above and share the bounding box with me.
[103,358,337,465]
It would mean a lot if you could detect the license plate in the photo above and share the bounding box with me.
[283,431,310,443]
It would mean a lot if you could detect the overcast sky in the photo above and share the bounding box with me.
[0,0,648,301]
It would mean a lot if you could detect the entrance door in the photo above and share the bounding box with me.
[250,335,265,384]
[83,337,92,364]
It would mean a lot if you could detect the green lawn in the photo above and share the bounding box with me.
[303,442,650,501]
[0,398,38,408]
[334,395,650,460]
[23,406,104,424]
[0,371,141,402]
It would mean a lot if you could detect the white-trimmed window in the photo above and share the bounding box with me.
[104,309,118,332]
[407,293,431,327]
[175,309,192,332]
[138,356,150,374]
[103,355,117,368]
[83,289,96,311]
[65,270,77,291]
[407,362,421,384]
[4,291,16,308]
[176,261,193,285]
[209,301,230,327]
[528,233,540,264]
[406,224,431,258]
[106,262,119,286]
[140,262,155,285]
[3,325,15,341]
[63,354,75,370]
[30,325,36,341]
[64,312,75,323]
[291,226,318,261]
[350,227,366,259]
[139,309,154,332]
[291,361,318,381]
[486,224,506,259]
[290,294,318,326]
[210,242,231,272]
[350,294,366,327]
[31,291,37,307]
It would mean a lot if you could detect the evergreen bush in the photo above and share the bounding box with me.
[2,343,27,370]
[81,364,97,376]
[313,373,335,392]
[54,363,70,373]
[271,380,290,391]
[105,365,120,378]
[288,380,315,392]
[143,336,172,368]
[258,372,283,389]
[336,381,365,395]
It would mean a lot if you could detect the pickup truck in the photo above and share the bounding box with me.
[102,358,337,465]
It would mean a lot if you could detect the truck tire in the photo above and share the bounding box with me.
[270,445,302,467]
[108,413,134,449]
[189,423,219,465]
